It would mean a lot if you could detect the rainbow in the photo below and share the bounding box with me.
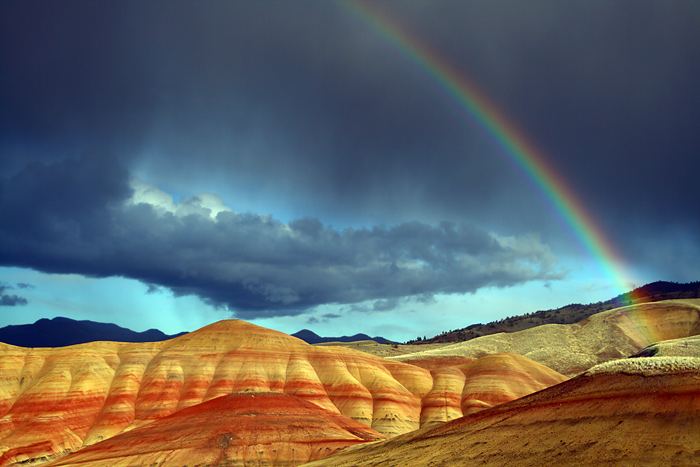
[341,0,637,298]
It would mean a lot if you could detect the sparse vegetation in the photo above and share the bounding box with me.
[406,281,700,345]
[585,356,700,376]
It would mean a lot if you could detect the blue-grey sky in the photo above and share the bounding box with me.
[1,1,698,341]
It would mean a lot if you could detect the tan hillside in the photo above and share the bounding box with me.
[0,320,565,466]
[303,356,700,467]
[390,299,700,375]
[313,340,449,358]
[412,281,700,344]
[634,333,700,358]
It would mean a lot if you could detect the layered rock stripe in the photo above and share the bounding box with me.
[44,392,385,467]
[304,357,700,467]
[0,320,565,466]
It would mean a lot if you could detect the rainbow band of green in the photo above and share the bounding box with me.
[342,0,635,296]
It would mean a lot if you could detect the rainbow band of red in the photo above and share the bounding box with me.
[342,0,636,297]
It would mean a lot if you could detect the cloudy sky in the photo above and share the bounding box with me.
[1,1,698,341]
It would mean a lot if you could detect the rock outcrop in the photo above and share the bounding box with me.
[0,319,565,466]
[304,356,700,466]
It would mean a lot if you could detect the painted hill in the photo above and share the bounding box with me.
[390,299,700,376]
[411,353,565,423]
[304,356,700,467]
[43,392,384,467]
[0,319,565,466]
[292,329,388,344]
[413,280,700,344]
[0,317,186,348]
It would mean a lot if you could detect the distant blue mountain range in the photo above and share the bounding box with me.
[291,329,388,345]
[0,317,186,348]
[0,317,388,348]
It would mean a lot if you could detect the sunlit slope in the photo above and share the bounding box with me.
[635,334,700,358]
[391,299,700,375]
[0,320,565,466]
[44,392,384,467]
[304,357,700,467]
[406,353,566,421]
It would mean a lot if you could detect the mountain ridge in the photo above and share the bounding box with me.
[292,329,388,344]
[0,318,388,349]
[0,316,187,348]
[3,281,695,349]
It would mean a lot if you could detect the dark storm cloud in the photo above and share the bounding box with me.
[0,295,28,307]
[1,1,698,281]
[306,313,342,325]
[0,283,29,307]
[0,157,562,318]
[0,0,521,222]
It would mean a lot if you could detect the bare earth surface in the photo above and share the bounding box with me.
[303,357,700,467]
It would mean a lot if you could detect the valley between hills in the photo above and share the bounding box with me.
[0,298,698,466]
